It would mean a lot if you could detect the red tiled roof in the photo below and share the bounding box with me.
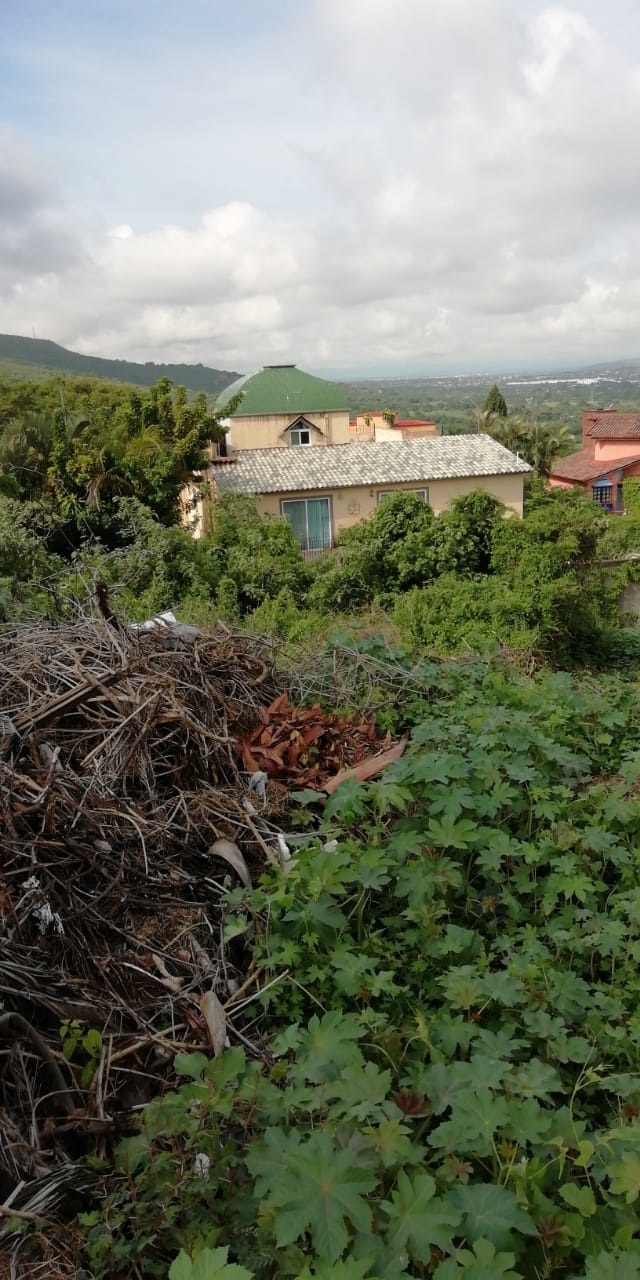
[585,413,640,439]
[551,448,640,482]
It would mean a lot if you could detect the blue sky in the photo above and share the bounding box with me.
[2,0,640,374]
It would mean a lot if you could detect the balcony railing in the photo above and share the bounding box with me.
[300,540,336,561]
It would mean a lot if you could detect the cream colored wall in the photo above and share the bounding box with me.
[252,472,525,533]
[226,409,350,450]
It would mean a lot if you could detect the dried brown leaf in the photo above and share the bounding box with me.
[209,838,252,889]
[200,989,227,1057]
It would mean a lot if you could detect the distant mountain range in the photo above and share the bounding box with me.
[2,331,639,400]
[0,334,241,396]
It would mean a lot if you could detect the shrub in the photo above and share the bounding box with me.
[622,475,640,518]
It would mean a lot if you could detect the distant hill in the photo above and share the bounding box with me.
[0,334,241,396]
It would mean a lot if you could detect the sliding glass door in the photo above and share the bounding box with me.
[281,497,332,551]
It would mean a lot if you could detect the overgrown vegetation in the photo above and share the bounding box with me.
[4,373,640,1278]
[0,374,233,549]
[76,644,640,1279]
[3,447,639,664]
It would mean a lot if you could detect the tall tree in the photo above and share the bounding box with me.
[482,384,508,419]
[487,414,573,477]
[0,377,228,546]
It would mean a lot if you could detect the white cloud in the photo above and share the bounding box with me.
[2,2,640,372]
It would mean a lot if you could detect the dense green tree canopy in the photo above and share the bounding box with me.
[0,375,227,546]
[482,384,508,418]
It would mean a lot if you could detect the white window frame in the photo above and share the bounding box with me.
[289,426,312,447]
[377,487,429,504]
[281,496,333,551]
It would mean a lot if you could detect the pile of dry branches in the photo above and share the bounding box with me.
[0,617,288,1225]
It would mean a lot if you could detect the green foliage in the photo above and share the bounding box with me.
[392,575,535,654]
[488,416,574,477]
[81,651,640,1278]
[309,493,437,613]
[622,478,640,519]
[60,1019,103,1088]
[0,489,310,628]
[0,375,226,544]
[204,494,310,614]
[169,1246,253,1280]
[0,495,63,617]
[436,491,505,576]
[0,336,238,395]
[245,588,325,642]
[482,385,508,419]
[600,628,640,670]
[597,516,640,560]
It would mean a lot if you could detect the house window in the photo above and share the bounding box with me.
[289,426,311,447]
[281,497,332,551]
[377,488,429,504]
[592,480,613,509]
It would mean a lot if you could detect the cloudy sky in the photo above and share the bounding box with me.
[2,0,640,375]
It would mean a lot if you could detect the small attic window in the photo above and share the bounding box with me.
[290,425,311,447]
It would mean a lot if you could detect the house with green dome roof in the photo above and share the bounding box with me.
[216,364,351,452]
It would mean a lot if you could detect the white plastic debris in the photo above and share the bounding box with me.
[277,833,292,863]
[128,611,200,641]
[20,876,65,936]
[129,610,178,632]
[194,1153,211,1179]
[248,770,268,803]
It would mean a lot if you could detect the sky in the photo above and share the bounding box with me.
[2,0,640,376]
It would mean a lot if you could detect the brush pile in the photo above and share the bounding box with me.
[0,615,404,1249]
[0,617,293,1218]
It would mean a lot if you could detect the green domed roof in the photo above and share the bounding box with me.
[216,364,348,417]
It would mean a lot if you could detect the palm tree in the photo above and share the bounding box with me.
[485,414,574,477]
[0,409,88,498]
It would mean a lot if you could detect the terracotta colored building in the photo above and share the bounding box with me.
[549,409,640,511]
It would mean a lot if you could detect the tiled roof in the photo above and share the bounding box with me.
[585,413,640,439]
[216,365,348,417]
[213,435,531,496]
[550,448,640,482]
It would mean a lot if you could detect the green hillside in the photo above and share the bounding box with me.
[0,333,240,395]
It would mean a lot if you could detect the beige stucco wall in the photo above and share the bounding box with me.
[224,410,351,451]
[349,416,437,442]
[251,472,525,534]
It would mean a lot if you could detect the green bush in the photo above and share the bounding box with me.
[435,490,505,576]
[81,654,640,1279]
[0,495,64,617]
[622,476,640,518]
[393,575,535,654]
[309,492,438,613]
[245,588,326,642]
